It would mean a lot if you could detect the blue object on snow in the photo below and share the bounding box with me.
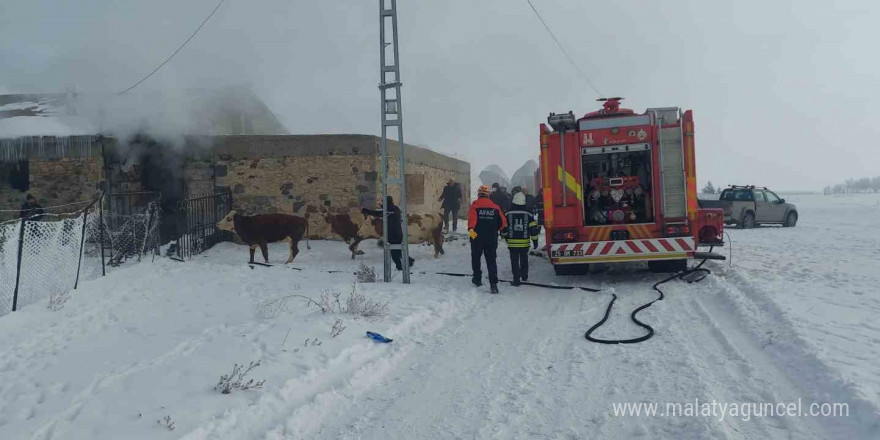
[366,331,393,343]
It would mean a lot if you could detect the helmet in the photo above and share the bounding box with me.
[512,192,526,205]
[477,185,490,197]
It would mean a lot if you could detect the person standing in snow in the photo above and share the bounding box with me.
[438,177,462,232]
[362,196,414,271]
[498,187,512,212]
[19,194,44,221]
[488,183,503,208]
[468,185,507,294]
[503,192,540,286]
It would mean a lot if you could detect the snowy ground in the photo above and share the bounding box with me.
[1,195,878,439]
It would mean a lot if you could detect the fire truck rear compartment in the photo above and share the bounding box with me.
[582,146,654,227]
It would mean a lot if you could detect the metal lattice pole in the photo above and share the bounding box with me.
[379,0,410,283]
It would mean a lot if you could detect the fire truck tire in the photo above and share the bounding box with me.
[784,211,798,227]
[554,264,589,276]
[741,212,756,229]
[648,259,688,273]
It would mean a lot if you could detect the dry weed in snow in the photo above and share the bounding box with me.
[256,284,388,321]
[318,289,343,314]
[256,294,324,318]
[47,290,70,311]
[215,361,265,394]
[157,415,175,431]
[355,262,377,283]
[330,319,346,338]
[343,284,389,320]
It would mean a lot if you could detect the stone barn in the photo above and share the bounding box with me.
[0,86,288,227]
[1,88,470,242]
[212,134,470,237]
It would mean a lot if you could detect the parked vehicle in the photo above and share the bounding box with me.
[535,98,724,275]
[698,185,798,228]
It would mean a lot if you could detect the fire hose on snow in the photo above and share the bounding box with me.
[583,248,716,344]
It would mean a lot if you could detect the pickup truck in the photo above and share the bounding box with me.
[698,186,798,228]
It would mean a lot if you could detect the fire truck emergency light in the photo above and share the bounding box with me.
[547,111,577,132]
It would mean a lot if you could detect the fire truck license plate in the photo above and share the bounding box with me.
[552,250,584,258]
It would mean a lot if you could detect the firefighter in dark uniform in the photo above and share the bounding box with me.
[503,192,540,286]
[362,196,414,271]
[468,185,507,293]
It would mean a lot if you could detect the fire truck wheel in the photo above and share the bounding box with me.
[648,259,688,273]
[784,212,798,227]
[741,212,756,229]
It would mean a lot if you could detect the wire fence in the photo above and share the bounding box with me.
[0,193,161,317]
[102,194,161,267]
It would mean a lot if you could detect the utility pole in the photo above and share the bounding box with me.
[379,0,410,283]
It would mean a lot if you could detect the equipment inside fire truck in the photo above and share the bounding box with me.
[537,98,725,275]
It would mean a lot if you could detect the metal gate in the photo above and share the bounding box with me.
[176,192,233,259]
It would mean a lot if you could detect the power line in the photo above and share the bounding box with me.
[526,0,603,97]
[117,0,228,95]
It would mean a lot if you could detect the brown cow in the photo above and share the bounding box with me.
[322,208,372,259]
[363,211,445,258]
[217,211,310,264]
[322,208,445,259]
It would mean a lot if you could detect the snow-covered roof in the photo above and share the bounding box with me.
[0,86,288,140]
[0,94,97,137]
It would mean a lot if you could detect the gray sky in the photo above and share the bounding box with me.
[1,0,877,191]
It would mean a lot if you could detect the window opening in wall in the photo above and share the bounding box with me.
[405,174,425,205]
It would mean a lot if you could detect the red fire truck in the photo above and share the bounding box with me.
[535,98,724,275]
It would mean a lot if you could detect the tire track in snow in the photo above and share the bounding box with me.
[318,281,607,440]
[578,264,876,439]
[178,285,474,439]
[693,263,880,438]
[29,319,274,440]
[565,272,724,439]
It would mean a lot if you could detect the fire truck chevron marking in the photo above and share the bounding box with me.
[675,238,692,251]
[626,241,642,253]
[550,237,695,260]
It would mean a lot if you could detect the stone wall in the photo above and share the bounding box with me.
[215,155,379,237]
[1,136,105,221]
[381,157,470,217]
[184,161,216,199]
[212,135,470,238]
[0,157,102,221]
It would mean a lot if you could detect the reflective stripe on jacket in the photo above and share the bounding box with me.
[504,208,539,248]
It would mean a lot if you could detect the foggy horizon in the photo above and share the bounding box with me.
[2,0,877,192]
